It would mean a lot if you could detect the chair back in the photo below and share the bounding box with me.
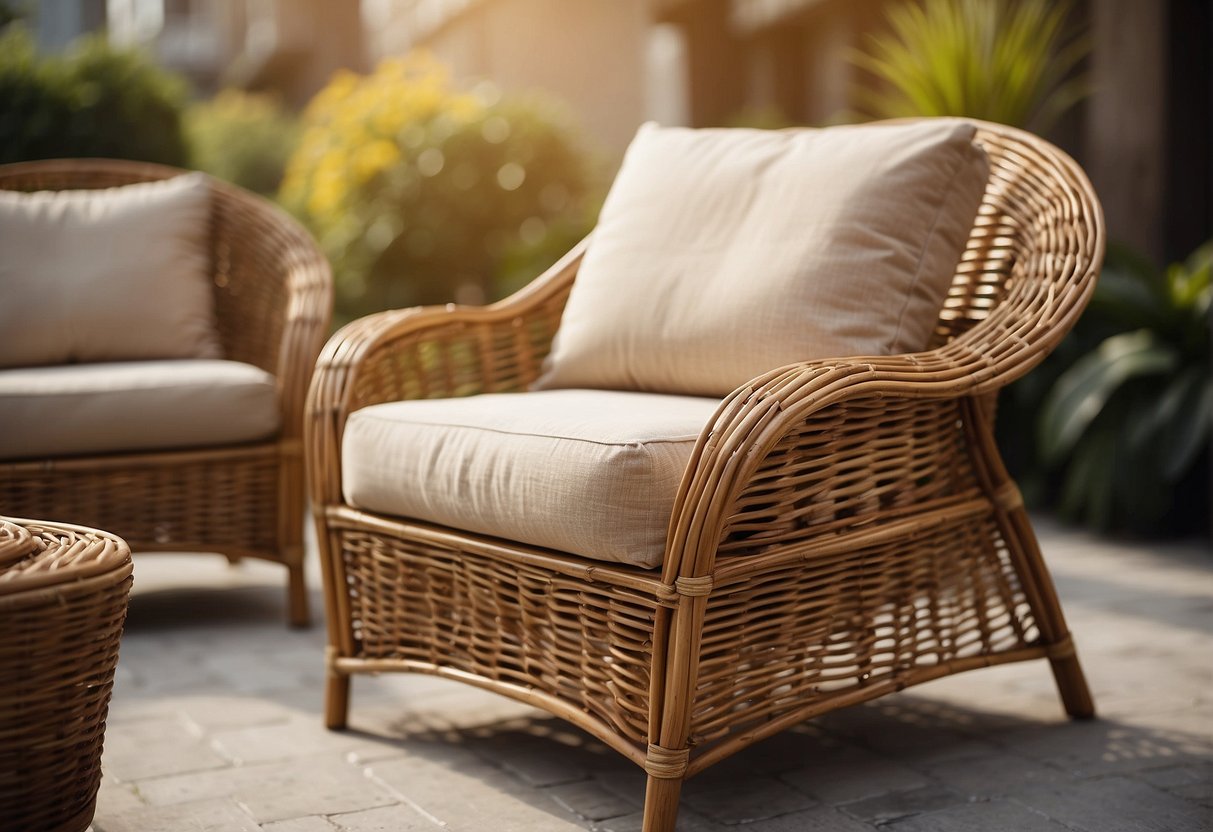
[932,122,1104,377]
[0,158,331,381]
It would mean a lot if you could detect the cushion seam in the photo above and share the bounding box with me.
[0,383,272,397]
[348,410,706,447]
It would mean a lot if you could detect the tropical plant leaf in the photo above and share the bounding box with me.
[1103,240,1158,278]
[1058,424,1117,530]
[1087,267,1169,331]
[1158,368,1213,480]
[850,0,1089,130]
[1112,389,1177,529]
[1003,235,1211,537]
[1039,330,1178,462]
[1169,242,1213,311]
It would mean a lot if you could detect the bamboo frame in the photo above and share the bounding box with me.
[306,121,1104,830]
[0,159,332,626]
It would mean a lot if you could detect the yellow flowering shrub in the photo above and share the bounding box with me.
[281,55,595,320]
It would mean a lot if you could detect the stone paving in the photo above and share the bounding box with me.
[88,518,1211,831]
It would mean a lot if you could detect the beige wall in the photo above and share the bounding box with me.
[375,0,652,154]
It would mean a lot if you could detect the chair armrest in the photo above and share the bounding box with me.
[665,119,1110,578]
[663,251,1104,583]
[663,357,991,585]
[305,239,584,505]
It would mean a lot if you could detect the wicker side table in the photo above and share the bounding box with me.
[0,516,133,832]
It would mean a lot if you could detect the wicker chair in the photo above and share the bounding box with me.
[307,121,1103,830]
[0,159,332,627]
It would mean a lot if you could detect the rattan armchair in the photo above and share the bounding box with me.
[0,159,332,627]
[307,121,1103,830]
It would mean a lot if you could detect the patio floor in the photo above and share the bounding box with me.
[89,517,1212,832]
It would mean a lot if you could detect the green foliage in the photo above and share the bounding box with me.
[0,28,73,161]
[0,28,188,166]
[186,90,300,196]
[1034,242,1212,535]
[0,0,29,28]
[851,0,1089,129]
[281,56,597,322]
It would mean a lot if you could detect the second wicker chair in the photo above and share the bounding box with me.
[0,159,332,626]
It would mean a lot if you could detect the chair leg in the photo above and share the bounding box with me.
[325,662,350,730]
[1005,507,1096,719]
[964,397,1095,720]
[642,774,684,832]
[287,562,310,628]
[1049,641,1096,719]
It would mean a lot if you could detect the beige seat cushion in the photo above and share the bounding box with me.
[536,119,989,397]
[0,173,220,369]
[0,360,279,459]
[341,389,721,568]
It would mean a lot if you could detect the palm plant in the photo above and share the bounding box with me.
[1039,243,1212,534]
[851,0,1089,130]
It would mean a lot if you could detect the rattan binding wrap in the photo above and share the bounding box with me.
[0,159,332,626]
[0,517,133,832]
[307,121,1105,831]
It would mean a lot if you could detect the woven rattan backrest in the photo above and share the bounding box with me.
[0,158,324,376]
[931,122,1104,369]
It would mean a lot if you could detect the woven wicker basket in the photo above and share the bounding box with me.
[0,517,132,832]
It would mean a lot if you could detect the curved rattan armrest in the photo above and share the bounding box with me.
[663,354,980,584]
[305,239,585,505]
[664,128,1106,582]
[663,283,1104,583]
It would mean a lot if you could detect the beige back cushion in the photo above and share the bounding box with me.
[535,120,989,397]
[0,173,220,368]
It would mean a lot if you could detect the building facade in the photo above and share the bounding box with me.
[365,0,654,154]
[28,0,1210,263]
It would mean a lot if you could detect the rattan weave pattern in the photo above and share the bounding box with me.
[0,159,332,625]
[717,395,980,554]
[333,519,658,746]
[0,517,132,832]
[308,121,1105,831]
[2,446,283,556]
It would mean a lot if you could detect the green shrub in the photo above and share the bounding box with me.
[0,28,188,166]
[0,0,28,30]
[1036,242,1211,536]
[851,0,1089,129]
[0,28,75,161]
[185,90,300,196]
[280,55,597,322]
